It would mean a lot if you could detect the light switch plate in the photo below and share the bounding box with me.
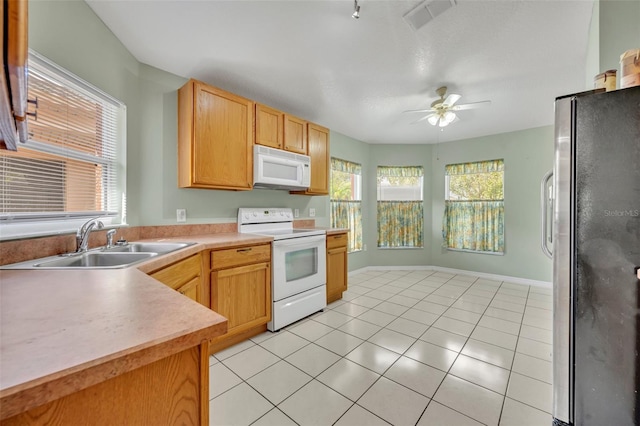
[176,209,187,223]
[294,208,299,218]
[309,208,316,217]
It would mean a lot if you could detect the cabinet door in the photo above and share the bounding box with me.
[326,245,347,304]
[211,262,271,336]
[307,123,330,195]
[255,104,283,149]
[283,114,307,154]
[178,80,254,190]
[176,276,200,303]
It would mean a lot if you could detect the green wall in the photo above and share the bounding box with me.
[29,0,328,228]
[27,0,559,281]
[429,127,554,281]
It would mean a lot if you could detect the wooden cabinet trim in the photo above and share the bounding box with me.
[210,244,271,270]
[255,103,283,149]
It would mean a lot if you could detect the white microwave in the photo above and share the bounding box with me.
[253,145,311,190]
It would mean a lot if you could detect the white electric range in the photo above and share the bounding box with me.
[237,208,327,331]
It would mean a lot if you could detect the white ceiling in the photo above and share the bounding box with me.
[86,0,594,144]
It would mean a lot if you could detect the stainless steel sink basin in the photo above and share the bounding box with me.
[105,242,193,254]
[34,252,157,268]
[1,241,196,270]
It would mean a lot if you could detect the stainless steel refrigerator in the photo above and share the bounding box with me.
[548,86,640,425]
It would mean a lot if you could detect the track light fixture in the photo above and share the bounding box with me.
[352,0,360,19]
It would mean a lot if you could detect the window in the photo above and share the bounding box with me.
[330,158,362,252]
[377,166,423,248]
[0,50,126,240]
[443,159,504,254]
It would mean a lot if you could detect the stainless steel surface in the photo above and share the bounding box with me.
[34,252,156,268]
[106,229,117,248]
[106,242,194,253]
[541,168,554,259]
[553,94,573,424]
[75,218,104,253]
[0,241,196,269]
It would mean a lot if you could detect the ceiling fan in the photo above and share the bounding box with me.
[404,86,491,127]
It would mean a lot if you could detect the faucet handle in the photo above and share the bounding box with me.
[106,229,117,248]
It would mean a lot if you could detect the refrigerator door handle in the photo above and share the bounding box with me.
[540,169,554,259]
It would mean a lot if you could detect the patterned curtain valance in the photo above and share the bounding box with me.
[445,159,504,176]
[331,158,362,175]
[377,166,424,178]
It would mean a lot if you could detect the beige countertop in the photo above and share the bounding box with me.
[0,232,272,420]
[0,229,350,418]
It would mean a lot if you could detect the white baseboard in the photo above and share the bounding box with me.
[348,265,551,288]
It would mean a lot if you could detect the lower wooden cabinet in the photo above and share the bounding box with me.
[3,342,211,426]
[209,244,271,353]
[149,253,205,306]
[326,232,348,304]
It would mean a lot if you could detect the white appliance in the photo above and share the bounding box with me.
[238,208,326,331]
[253,146,311,190]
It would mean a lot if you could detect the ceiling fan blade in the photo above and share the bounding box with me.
[410,114,436,124]
[403,108,433,113]
[442,94,462,107]
[452,100,491,111]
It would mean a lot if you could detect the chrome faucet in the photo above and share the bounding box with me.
[105,229,117,249]
[76,218,104,253]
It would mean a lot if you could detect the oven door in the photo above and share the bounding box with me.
[272,234,326,301]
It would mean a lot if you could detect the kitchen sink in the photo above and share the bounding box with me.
[34,252,157,268]
[1,241,196,270]
[105,242,193,254]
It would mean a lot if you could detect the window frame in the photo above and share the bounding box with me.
[329,157,363,253]
[376,165,424,249]
[442,159,505,255]
[0,50,127,241]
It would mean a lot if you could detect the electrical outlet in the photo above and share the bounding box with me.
[294,208,299,218]
[176,209,186,223]
[309,208,316,217]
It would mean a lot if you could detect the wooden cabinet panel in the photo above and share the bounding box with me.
[211,244,271,270]
[211,262,271,335]
[150,254,204,306]
[327,233,348,250]
[177,276,200,302]
[3,343,209,426]
[283,114,307,154]
[178,79,254,190]
[291,122,329,196]
[307,123,329,194]
[255,104,283,149]
[326,232,348,304]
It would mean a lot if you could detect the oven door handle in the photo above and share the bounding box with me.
[273,234,326,248]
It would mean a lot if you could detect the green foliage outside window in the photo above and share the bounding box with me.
[448,171,504,200]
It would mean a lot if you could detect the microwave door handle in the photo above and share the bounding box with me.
[274,235,325,248]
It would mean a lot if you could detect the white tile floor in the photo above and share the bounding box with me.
[209,269,553,426]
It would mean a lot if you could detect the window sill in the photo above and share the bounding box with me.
[446,248,504,256]
[0,217,125,241]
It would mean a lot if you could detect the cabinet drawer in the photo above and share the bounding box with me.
[211,244,271,270]
[151,254,201,290]
[327,233,348,250]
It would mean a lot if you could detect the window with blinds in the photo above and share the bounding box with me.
[0,50,126,239]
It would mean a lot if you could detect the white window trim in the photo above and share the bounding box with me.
[0,50,127,241]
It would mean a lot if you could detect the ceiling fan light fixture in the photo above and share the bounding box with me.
[352,0,360,19]
[444,111,456,123]
[427,115,439,126]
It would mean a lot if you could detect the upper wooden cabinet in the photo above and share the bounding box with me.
[178,79,254,190]
[292,122,329,195]
[255,104,283,149]
[283,114,307,154]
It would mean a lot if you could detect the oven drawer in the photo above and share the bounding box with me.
[211,244,271,270]
[327,232,347,249]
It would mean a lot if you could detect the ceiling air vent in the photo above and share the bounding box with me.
[403,0,456,31]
